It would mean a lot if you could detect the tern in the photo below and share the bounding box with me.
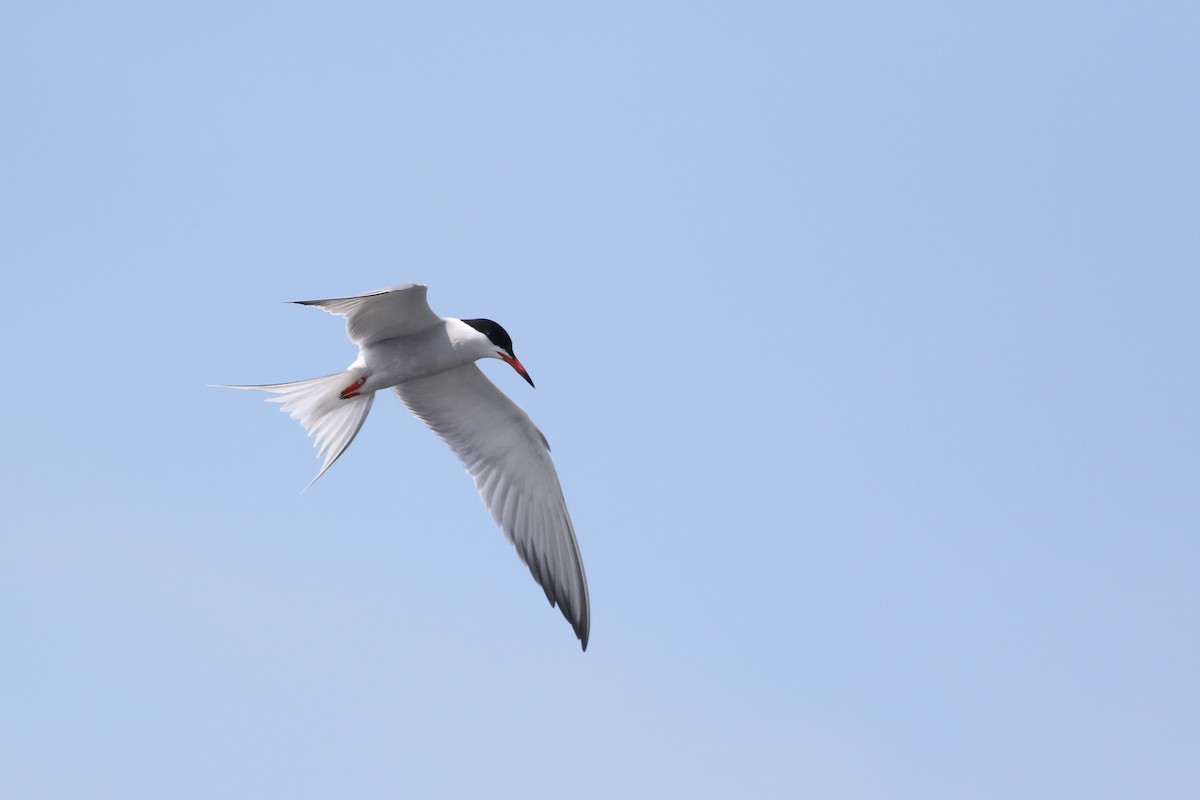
[220,283,589,650]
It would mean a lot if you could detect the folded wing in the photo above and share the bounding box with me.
[394,365,590,649]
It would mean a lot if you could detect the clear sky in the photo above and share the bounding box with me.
[2,2,1197,798]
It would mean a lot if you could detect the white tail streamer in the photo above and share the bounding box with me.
[217,371,374,487]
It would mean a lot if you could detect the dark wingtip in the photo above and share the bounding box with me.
[577,613,590,651]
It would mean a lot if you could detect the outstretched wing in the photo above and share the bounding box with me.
[394,364,590,650]
[292,283,441,346]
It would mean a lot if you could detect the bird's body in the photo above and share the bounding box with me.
[220,284,590,650]
[347,317,496,388]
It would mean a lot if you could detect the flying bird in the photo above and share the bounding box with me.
[220,284,589,650]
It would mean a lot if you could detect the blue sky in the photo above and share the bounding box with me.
[2,2,1197,797]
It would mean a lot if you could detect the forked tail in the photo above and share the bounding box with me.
[217,370,374,487]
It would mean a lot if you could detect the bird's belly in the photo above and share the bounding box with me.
[359,334,468,389]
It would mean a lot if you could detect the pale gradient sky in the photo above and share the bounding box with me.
[2,3,1197,798]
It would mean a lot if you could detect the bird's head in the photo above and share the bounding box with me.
[461,318,535,387]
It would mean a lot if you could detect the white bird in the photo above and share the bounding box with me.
[220,284,589,650]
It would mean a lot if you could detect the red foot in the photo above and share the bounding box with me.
[339,375,367,399]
